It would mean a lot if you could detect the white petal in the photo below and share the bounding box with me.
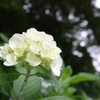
[46,34,53,41]
[51,68,61,76]
[4,61,18,66]
[27,28,37,33]
[9,34,25,49]
[56,47,62,53]
[25,52,41,66]
[30,42,41,54]
[4,54,18,66]
[50,56,62,76]
[26,28,47,41]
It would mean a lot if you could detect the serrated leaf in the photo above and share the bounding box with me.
[13,67,41,100]
[38,66,61,89]
[0,66,20,85]
[68,72,100,83]
[0,33,9,43]
[38,96,72,100]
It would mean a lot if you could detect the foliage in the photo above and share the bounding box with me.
[0,66,20,85]
[38,96,72,100]
[13,67,41,100]
[0,34,100,100]
[42,66,100,100]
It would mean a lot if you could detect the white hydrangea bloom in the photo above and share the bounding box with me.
[25,52,41,66]
[50,56,62,76]
[9,34,27,57]
[29,42,42,54]
[41,40,61,59]
[0,44,13,59]
[23,28,45,41]
[4,53,18,66]
[0,28,62,76]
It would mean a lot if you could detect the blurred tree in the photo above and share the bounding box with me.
[0,0,100,99]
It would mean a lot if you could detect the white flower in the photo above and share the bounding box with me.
[30,42,42,54]
[23,28,53,41]
[0,28,63,76]
[41,48,59,59]
[9,34,27,57]
[41,40,62,59]
[0,44,13,59]
[25,52,41,66]
[4,53,18,66]
[9,34,25,49]
[50,56,62,76]
[23,28,45,41]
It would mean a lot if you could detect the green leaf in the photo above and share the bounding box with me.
[81,91,88,100]
[13,67,41,100]
[15,60,23,68]
[38,96,72,100]
[64,66,72,77]
[0,93,9,100]
[0,66,20,85]
[0,33,9,43]
[59,66,73,87]
[38,66,61,89]
[0,84,10,96]
[60,66,72,80]
[0,57,5,61]
[68,72,100,83]
[63,87,77,96]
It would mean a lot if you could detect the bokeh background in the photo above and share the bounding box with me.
[0,0,100,99]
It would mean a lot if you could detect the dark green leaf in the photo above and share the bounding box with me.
[0,33,9,43]
[0,66,20,85]
[38,96,72,100]
[0,93,9,100]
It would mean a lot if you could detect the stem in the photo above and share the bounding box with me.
[16,68,31,100]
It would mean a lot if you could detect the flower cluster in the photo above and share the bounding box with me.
[0,28,62,76]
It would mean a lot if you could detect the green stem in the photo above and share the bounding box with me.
[16,68,31,100]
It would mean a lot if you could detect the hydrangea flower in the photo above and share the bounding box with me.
[0,28,62,76]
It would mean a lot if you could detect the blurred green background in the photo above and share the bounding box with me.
[0,0,100,99]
